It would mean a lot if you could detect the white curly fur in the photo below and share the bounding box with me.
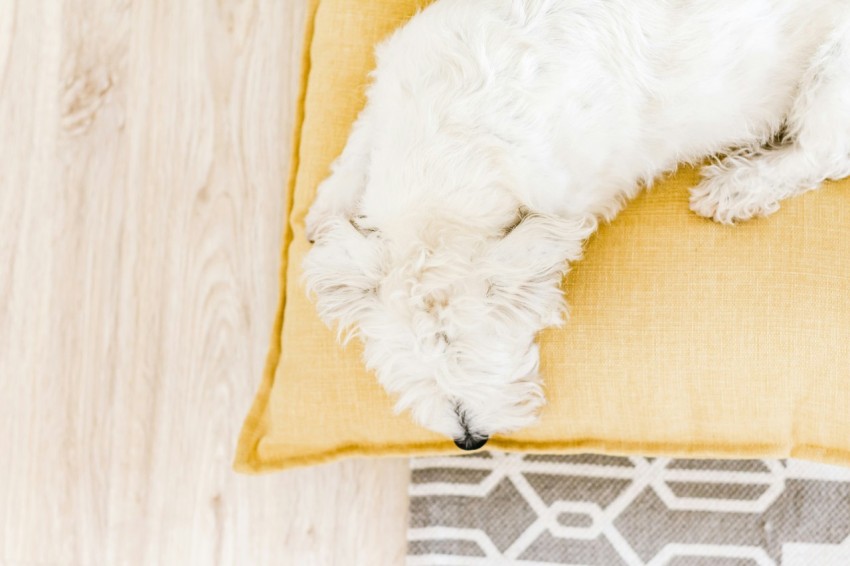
[303,0,850,448]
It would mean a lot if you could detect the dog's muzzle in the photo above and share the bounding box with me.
[453,434,489,451]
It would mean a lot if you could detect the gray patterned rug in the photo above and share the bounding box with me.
[407,452,850,565]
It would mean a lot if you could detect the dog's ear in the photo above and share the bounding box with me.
[302,216,382,342]
[485,212,596,327]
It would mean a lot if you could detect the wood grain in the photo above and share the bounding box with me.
[0,1,409,564]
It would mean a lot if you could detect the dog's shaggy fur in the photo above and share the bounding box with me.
[304,0,850,450]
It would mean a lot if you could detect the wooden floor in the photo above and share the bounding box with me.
[0,1,409,564]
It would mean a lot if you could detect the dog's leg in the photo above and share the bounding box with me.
[690,22,850,224]
[305,107,374,241]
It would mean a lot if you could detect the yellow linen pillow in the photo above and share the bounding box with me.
[235,0,850,473]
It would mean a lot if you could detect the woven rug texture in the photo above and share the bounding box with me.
[408,452,850,565]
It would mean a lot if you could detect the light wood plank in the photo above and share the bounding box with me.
[0,1,409,564]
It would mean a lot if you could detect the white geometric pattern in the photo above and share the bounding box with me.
[408,452,850,565]
[783,535,850,566]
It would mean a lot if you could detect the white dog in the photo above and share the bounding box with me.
[303,0,850,450]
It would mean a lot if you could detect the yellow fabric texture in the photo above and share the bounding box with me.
[235,0,850,473]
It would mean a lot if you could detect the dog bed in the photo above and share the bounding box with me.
[234,0,850,473]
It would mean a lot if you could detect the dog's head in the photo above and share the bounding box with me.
[304,207,592,450]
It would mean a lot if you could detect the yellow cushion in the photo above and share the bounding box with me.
[235,0,850,472]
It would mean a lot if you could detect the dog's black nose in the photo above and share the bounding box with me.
[453,434,489,451]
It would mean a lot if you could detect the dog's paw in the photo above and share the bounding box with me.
[689,173,780,224]
[305,174,362,243]
[304,204,333,244]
